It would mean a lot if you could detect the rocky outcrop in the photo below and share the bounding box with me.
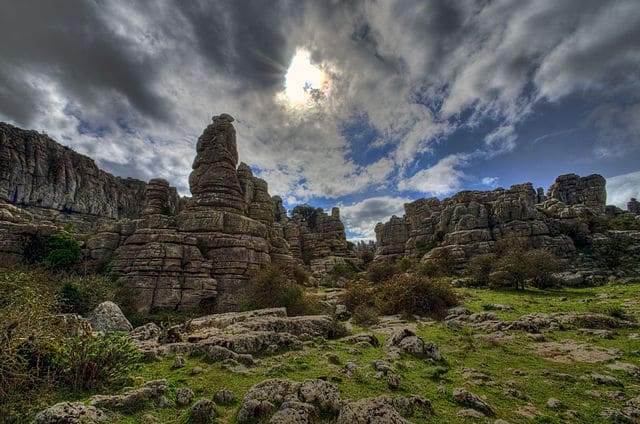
[548,174,606,214]
[0,122,180,220]
[127,308,342,360]
[105,114,297,313]
[376,181,575,265]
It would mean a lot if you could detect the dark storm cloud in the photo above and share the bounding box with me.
[175,0,301,91]
[0,0,170,126]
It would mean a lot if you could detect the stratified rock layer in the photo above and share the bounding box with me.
[0,122,180,219]
[375,175,611,264]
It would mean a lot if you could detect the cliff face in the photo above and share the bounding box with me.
[0,122,180,219]
[374,174,609,267]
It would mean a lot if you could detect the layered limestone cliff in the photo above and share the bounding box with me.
[374,174,609,267]
[0,122,181,220]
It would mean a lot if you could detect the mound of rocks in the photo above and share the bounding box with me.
[128,308,342,360]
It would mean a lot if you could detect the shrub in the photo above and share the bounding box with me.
[365,259,399,283]
[343,281,376,311]
[351,305,380,327]
[53,333,141,391]
[240,265,323,316]
[492,248,561,290]
[465,253,497,286]
[374,274,459,319]
[417,249,458,278]
[58,274,116,314]
[327,262,359,285]
[25,233,82,271]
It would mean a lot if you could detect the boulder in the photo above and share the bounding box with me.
[337,396,412,424]
[32,402,107,424]
[86,302,132,333]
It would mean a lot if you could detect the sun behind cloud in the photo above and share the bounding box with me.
[278,49,331,109]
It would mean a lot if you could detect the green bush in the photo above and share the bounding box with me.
[374,274,459,319]
[351,304,380,327]
[343,281,376,311]
[365,259,399,283]
[0,266,142,420]
[240,265,323,316]
[417,249,458,278]
[464,253,497,286]
[58,274,116,314]
[53,333,141,391]
[25,233,82,271]
[492,248,561,289]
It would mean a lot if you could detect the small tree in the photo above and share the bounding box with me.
[465,253,497,286]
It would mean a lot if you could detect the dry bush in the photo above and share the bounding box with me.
[491,248,561,289]
[375,273,459,319]
[351,305,380,327]
[240,264,324,316]
[464,253,498,286]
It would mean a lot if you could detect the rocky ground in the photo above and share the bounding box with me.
[31,281,640,424]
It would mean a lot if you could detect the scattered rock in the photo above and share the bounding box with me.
[337,396,412,424]
[532,340,622,363]
[190,398,218,424]
[172,355,186,369]
[384,328,441,360]
[326,353,341,365]
[546,397,563,409]
[191,366,204,375]
[452,387,495,417]
[89,380,167,410]
[387,373,401,390]
[591,373,623,387]
[457,408,485,418]
[32,402,108,424]
[176,388,195,406]
[214,390,235,405]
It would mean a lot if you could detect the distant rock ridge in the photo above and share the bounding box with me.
[374,174,616,270]
[0,122,181,220]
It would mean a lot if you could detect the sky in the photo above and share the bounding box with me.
[1,0,639,241]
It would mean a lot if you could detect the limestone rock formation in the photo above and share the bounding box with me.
[0,122,180,220]
[375,181,576,265]
[278,205,356,276]
[106,114,300,312]
[548,173,606,214]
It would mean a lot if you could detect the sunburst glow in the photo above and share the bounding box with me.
[279,49,330,108]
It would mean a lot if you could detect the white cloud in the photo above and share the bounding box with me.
[482,176,499,186]
[340,195,414,241]
[484,125,517,154]
[590,103,640,159]
[606,171,640,209]
[397,154,469,195]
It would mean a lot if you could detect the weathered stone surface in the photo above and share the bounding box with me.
[452,387,495,416]
[0,123,180,219]
[32,402,108,424]
[110,224,217,314]
[187,114,244,213]
[89,380,167,410]
[337,396,412,424]
[86,301,132,333]
[190,398,218,423]
[384,328,442,360]
[281,206,354,272]
[548,173,606,214]
[143,179,174,216]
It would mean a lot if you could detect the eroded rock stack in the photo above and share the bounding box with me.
[548,174,606,214]
[102,114,304,313]
[278,206,356,275]
[628,198,640,215]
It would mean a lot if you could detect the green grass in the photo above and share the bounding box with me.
[21,282,640,423]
